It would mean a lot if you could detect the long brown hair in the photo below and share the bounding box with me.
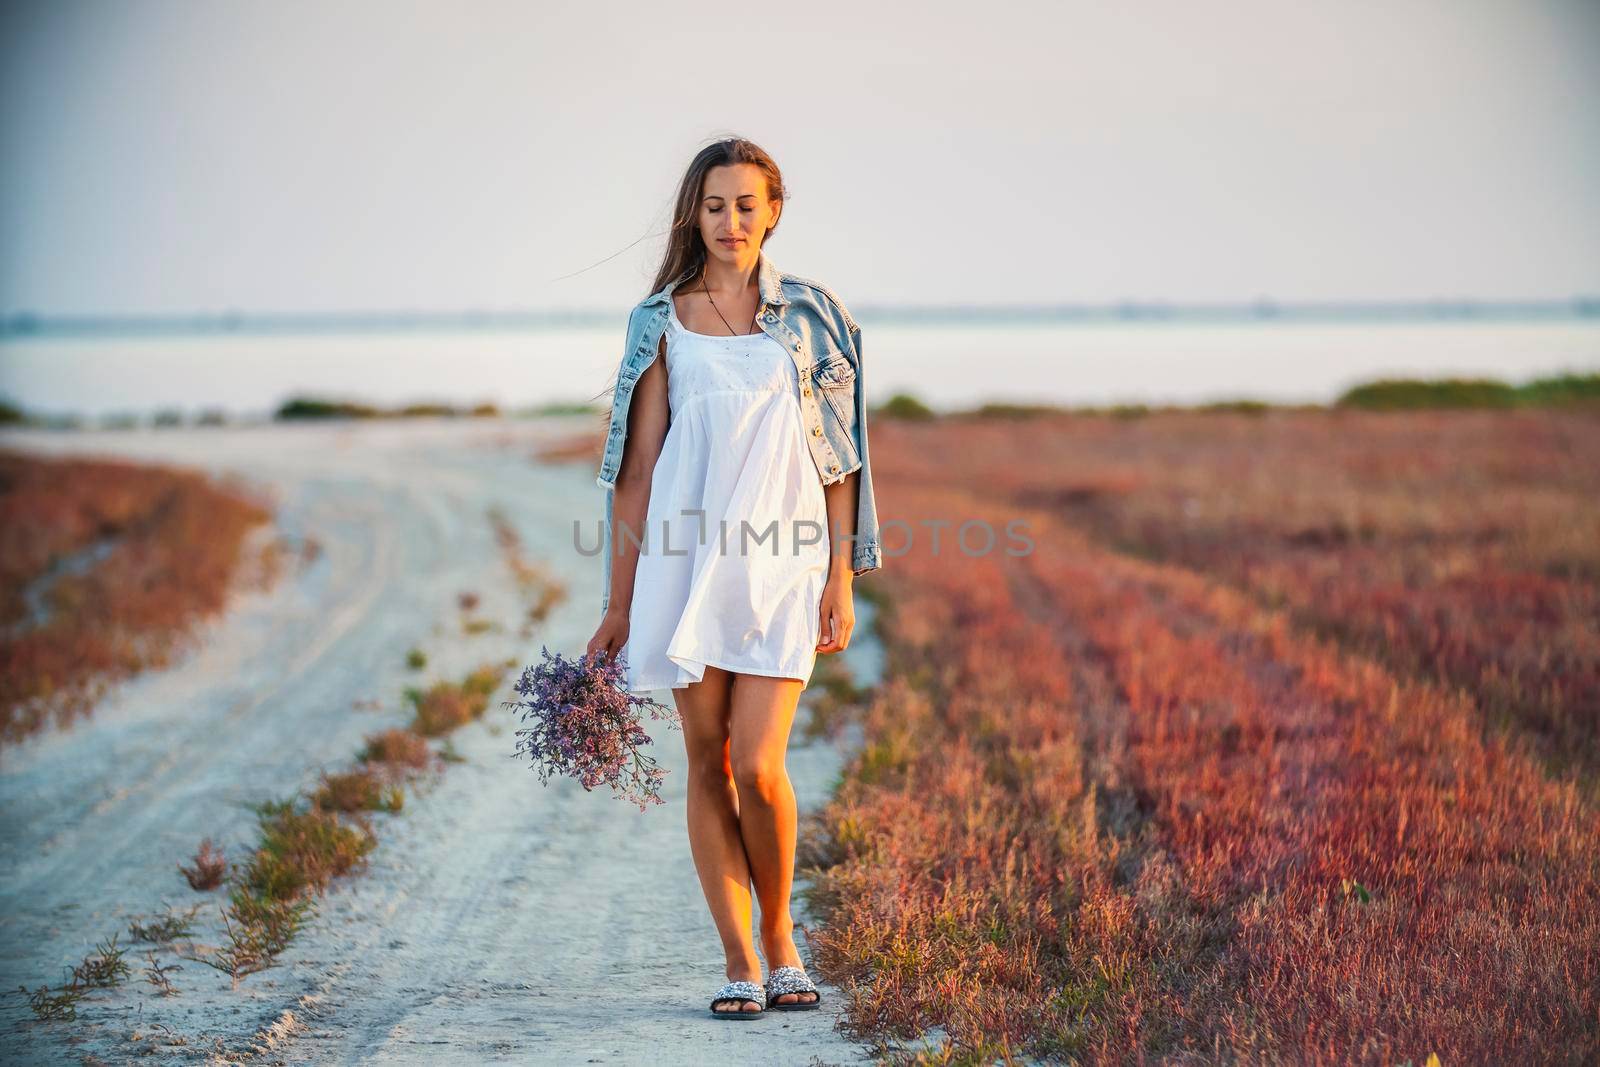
[648,137,788,299]
[590,138,788,417]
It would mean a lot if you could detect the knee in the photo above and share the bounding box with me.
[685,742,733,787]
[731,756,785,801]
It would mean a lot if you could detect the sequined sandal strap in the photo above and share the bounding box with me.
[764,964,820,1001]
[711,979,766,1008]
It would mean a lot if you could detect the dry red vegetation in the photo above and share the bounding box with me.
[486,505,569,627]
[0,450,276,744]
[178,837,229,891]
[980,409,1600,784]
[801,408,1600,1063]
[407,663,507,737]
[312,767,404,813]
[358,727,438,771]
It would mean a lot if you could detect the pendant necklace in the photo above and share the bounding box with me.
[696,267,759,350]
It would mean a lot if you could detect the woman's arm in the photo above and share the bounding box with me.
[603,334,670,620]
[816,472,858,653]
[822,474,859,589]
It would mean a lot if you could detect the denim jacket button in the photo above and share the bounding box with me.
[812,426,822,437]
[802,387,812,397]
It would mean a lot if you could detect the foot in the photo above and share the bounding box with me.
[760,926,819,1006]
[711,964,763,1014]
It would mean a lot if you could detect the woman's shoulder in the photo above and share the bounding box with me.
[625,297,653,326]
[779,270,858,334]
[622,292,671,338]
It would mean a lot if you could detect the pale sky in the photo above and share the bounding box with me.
[2,0,1598,317]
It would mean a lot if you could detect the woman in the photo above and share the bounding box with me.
[586,137,882,1019]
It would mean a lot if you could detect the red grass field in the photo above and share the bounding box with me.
[801,408,1600,1064]
[0,449,277,745]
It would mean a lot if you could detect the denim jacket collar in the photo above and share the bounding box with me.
[639,249,789,310]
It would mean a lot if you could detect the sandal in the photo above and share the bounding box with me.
[764,964,822,1011]
[709,979,766,1020]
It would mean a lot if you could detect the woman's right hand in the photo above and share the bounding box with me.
[587,607,629,667]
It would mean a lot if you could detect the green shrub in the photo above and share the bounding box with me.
[876,393,936,420]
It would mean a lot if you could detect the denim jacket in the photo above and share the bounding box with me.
[595,250,882,614]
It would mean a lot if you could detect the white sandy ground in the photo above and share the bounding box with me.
[0,418,895,1066]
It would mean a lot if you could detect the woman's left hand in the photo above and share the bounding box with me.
[816,577,855,654]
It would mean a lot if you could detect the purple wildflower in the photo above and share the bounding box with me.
[504,646,679,812]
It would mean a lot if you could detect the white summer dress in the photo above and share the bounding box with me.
[620,302,832,694]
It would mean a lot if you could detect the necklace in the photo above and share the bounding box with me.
[695,267,759,338]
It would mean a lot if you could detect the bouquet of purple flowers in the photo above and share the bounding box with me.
[504,646,680,811]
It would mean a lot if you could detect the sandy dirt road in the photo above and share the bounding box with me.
[0,419,884,1065]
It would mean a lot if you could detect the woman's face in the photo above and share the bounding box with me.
[698,163,780,263]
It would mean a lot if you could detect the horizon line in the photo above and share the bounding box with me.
[4,295,1599,339]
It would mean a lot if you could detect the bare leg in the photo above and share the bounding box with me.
[676,666,763,1013]
[728,673,818,1006]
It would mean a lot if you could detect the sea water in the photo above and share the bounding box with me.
[2,316,1596,421]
